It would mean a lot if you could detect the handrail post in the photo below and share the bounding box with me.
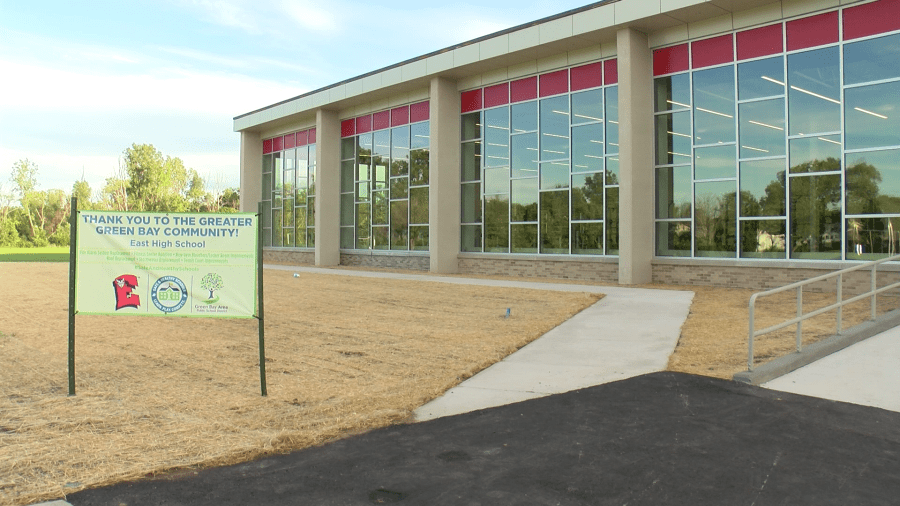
[748,297,755,371]
[871,263,877,320]
[836,273,843,335]
[796,286,803,352]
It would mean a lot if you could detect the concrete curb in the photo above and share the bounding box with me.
[734,309,900,385]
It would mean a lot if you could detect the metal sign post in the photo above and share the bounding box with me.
[68,197,78,396]
[257,202,267,397]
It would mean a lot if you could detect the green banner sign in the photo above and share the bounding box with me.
[75,211,258,318]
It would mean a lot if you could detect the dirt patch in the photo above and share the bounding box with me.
[0,263,600,506]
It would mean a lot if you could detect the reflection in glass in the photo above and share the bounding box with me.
[511,224,538,253]
[606,157,619,185]
[656,221,691,256]
[790,174,841,259]
[484,167,509,194]
[410,187,429,224]
[484,107,510,168]
[572,172,604,221]
[655,111,691,165]
[739,98,785,158]
[485,195,510,252]
[654,73,691,112]
[606,187,619,255]
[356,203,370,249]
[340,194,354,226]
[656,166,691,219]
[572,123,603,173]
[694,181,736,257]
[391,177,408,199]
[356,182,369,202]
[272,208,282,247]
[845,81,900,150]
[740,159,785,217]
[340,227,353,249]
[606,87,619,154]
[374,159,388,190]
[308,197,315,226]
[844,33,900,86]
[846,149,900,215]
[847,217,900,259]
[694,144,736,180]
[371,191,388,225]
[391,200,408,250]
[461,142,481,182]
[693,65,735,145]
[410,225,429,251]
[540,96,569,160]
[789,135,841,173]
[572,222,603,255]
[541,162,569,190]
[541,190,569,254]
[571,89,603,124]
[372,226,389,250]
[510,178,538,222]
[741,219,786,258]
[738,56,784,100]
[788,47,840,135]
[410,122,430,185]
[295,207,307,248]
[307,226,315,248]
[341,160,354,192]
[461,182,481,223]
[262,171,273,200]
[511,101,537,133]
[461,224,482,252]
[461,112,481,141]
[341,137,355,160]
[511,133,538,178]
[391,125,410,175]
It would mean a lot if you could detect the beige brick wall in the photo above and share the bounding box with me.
[458,256,619,283]
[264,249,315,265]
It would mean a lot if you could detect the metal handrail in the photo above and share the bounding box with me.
[747,253,900,371]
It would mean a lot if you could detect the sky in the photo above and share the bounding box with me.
[0,0,596,199]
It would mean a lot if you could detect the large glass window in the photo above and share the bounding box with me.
[261,136,316,248]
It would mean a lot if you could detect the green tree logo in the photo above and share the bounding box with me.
[200,273,224,304]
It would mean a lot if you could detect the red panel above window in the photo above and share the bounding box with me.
[283,132,296,149]
[461,89,483,113]
[691,34,733,69]
[539,69,568,97]
[604,59,618,85]
[410,101,430,122]
[654,44,689,76]
[341,119,355,138]
[844,0,900,40]
[484,83,510,108]
[391,106,410,127]
[356,115,373,134]
[510,76,537,103]
[263,138,273,154]
[786,11,838,51]
[296,130,308,147]
[308,128,316,144]
[373,110,390,131]
[273,136,284,151]
[570,62,603,92]
[737,23,783,60]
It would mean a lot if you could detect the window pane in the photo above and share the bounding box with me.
[307,226,315,248]
[262,171,272,199]
[694,144,736,180]
[461,112,481,141]
[846,149,900,215]
[340,227,354,249]
[741,220,786,258]
[541,162,569,190]
[307,197,315,226]
[272,208,282,247]
[656,221,691,256]
[410,187,429,224]
[572,172,604,221]
[788,47,840,136]
[391,177,408,199]
[392,127,411,175]
[283,197,294,228]
[356,204,370,249]
[410,225,429,251]
[693,65,735,145]
[654,73,691,112]
[341,137,355,160]
[261,200,271,229]
[461,182,481,223]
[845,81,900,150]
[737,56,784,100]
[294,208,307,248]
[656,166,691,219]
[540,96,569,160]
[511,133,538,178]
[606,157,619,185]
[572,123,603,173]
[510,178,538,222]
[410,148,429,186]
[740,158,786,217]
[511,101,537,133]
[308,161,316,197]
[655,111,692,165]
[605,87,619,154]
[391,200,409,250]
[571,89,603,124]
[372,226,389,250]
[374,158,388,190]
[571,222,603,255]
[789,135,841,173]
[372,190,388,225]
[262,153,273,174]
[540,190,569,254]
[694,181,736,257]
[282,225,293,248]
[461,142,481,182]
[739,98,785,158]
[461,224,482,252]
[789,174,841,259]
[484,107,510,168]
[606,187,619,255]
[484,167,509,194]
[358,133,372,165]
[340,194,354,226]
[844,33,900,86]
[356,182,369,202]
[484,195,509,252]
[341,160,354,193]
[511,224,538,253]
[847,217,900,259]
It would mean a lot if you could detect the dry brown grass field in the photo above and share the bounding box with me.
[1,262,894,505]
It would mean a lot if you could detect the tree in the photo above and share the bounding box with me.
[200,273,224,301]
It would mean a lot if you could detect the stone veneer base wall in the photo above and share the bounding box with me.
[458,255,619,283]
[340,252,430,271]
[264,249,315,265]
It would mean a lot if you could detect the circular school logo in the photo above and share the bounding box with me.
[151,276,189,313]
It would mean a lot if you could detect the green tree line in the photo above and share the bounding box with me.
[1,143,240,247]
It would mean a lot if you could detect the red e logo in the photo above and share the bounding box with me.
[113,274,140,310]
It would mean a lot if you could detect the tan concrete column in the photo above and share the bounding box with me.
[315,109,341,266]
[616,27,654,285]
[429,76,461,274]
[239,131,262,213]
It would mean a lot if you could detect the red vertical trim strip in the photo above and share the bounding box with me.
[410,101,430,122]
[308,128,316,144]
[691,34,734,69]
[461,89,483,113]
[283,132,296,149]
[356,114,373,134]
[653,43,689,76]
[341,119,355,138]
[736,24,783,60]
[786,11,839,51]
[273,136,284,151]
[570,62,603,91]
[844,0,900,40]
[510,76,538,103]
[373,110,390,131]
[483,83,510,108]
[263,139,273,154]
[604,59,618,85]
[391,106,410,127]
[539,69,568,97]
[296,130,308,147]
